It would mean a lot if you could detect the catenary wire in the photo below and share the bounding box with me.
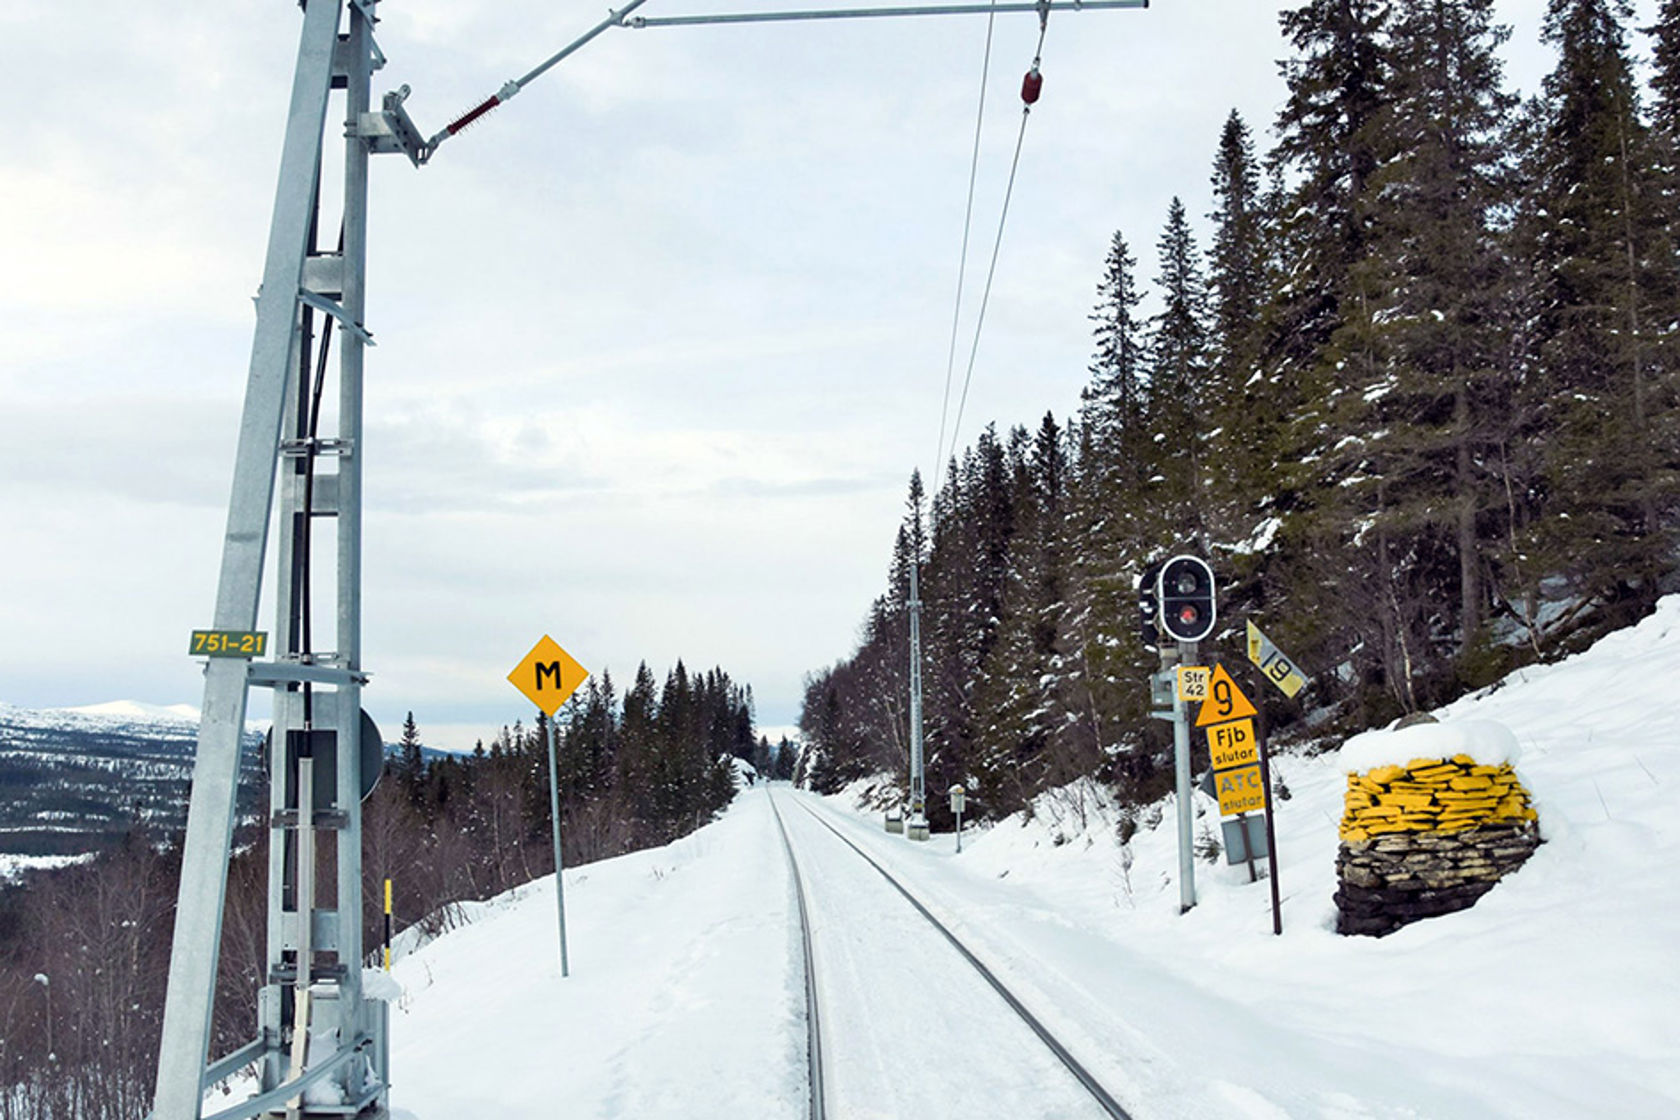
[943,12,1047,480]
[933,0,1000,501]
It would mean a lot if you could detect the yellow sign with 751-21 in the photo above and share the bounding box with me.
[189,629,268,659]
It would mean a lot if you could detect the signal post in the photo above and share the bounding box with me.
[1141,555,1216,914]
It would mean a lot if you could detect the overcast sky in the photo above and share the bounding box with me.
[0,1,1658,749]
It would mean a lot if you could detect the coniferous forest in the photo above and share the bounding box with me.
[799,0,1680,825]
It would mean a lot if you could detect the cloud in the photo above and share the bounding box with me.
[10,0,1603,746]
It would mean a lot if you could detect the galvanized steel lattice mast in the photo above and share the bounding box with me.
[152,1,388,1115]
[908,560,927,837]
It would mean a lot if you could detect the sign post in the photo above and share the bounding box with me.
[508,635,590,976]
[1245,619,1311,935]
[1255,716,1283,936]
[1197,665,1282,932]
[1150,655,1208,913]
[949,784,966,852]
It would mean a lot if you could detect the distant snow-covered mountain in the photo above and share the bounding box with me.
[0,700,267,860]
[58,699,203,724]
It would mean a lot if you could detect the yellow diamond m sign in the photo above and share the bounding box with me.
[508,635,590,716]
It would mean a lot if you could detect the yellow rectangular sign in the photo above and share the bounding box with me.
[1206,718,1258,770]
[1176,666,1211,702]
[1216,764,1267,816]
[1247,619,1309,698]
[189,629,268,659]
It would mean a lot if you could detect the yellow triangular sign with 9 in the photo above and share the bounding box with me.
[1196,664,1258,727]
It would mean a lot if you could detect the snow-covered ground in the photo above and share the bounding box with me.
[381,802,807,1117]
[281,597,1680,1118]
[0,852,96,884]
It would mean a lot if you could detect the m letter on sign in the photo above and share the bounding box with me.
[509,636,590,717]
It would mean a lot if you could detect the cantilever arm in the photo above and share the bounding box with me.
[630,0,1146,28]
[422,0,658,158]
[411,0,1147,162]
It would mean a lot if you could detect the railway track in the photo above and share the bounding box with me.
[767,789,1133,1120]
[768,789,825,1120]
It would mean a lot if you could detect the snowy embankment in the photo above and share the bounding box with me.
[312,598,1678,1118]
[382,802,805,1117]
[843,594,1680,1117]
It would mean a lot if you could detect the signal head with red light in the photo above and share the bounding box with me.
[1156,555,1216,643]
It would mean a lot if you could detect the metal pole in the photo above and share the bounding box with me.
[545,716,571,977]
[1172,640,1197,913]
[335,0,373,1095]
[151,5,344,1115]
[1253,682,1283,936]
[1240,812,1258,883]
[907,560,928,840]
[287,746,315,1118]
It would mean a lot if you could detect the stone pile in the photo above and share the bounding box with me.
[1341,756,1536,841]
[1336,755,1540,937]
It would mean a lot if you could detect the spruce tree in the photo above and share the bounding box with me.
[1083,230,1147,484]
[1651,0,1680,142]
[973,414,1073,809]
[1204,110,1280,544]
[1143,196,1212,550]
[1513,0,1676,643]
[398,711,424,799]
[1270,0,1392,365]
[1322,0,1519,701]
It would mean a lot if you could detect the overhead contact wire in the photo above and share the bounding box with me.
[933,0,1000,500]
[944,11,1048,487]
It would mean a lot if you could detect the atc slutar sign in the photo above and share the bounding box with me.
[1198,668,1265,818]
[1198,663,1283,933]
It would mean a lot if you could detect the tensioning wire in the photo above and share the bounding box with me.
[938,10,1048,498]
[932,0,1000,502]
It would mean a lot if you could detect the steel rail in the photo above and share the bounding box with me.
[767,790,827,1120]
[791,797,1134,1120]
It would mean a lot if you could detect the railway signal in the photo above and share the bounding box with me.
[1157,555,1216,643]
[1145,552,1218,913]
[1137,560,1163,651]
